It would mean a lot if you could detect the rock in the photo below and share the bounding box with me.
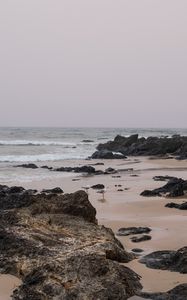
[131,249,144,253]
[139,247,187,273]
[153,175,176,181]
[91,162,105,166]
[165,202,187,210]
[94,134,187,158]
[117,189,124,192]
[131,235,152,243]
[139,284,187,300]
[15,163,38,169]
[42,187,64,194]
[141,177,187,197]
[54,165,96,174]
[117,227,151,236]
[91,184,105,190]
[91,150,127,159]
[41,165,53,170]
[82,139,94,143]
[105,167,117,174]
[0,186,142,299]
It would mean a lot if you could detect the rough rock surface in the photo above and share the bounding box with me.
[117,227,151,237]
[91,149,127,159]
[94,134,187,159]
[139,284,187,300]
[141,177,187,197]
[0,185,142,299]
[139,247,187,273]
[42,187,64,194]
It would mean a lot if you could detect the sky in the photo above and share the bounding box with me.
[0,0,187,127]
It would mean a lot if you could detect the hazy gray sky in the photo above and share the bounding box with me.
[0,1,187,127]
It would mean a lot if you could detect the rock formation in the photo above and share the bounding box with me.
[0,185,142,299]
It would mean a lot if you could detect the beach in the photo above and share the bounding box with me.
[1,156,186,298]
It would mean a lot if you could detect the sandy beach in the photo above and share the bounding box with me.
[1,156,186,298]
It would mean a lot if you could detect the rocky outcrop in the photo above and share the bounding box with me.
[139,284,187,300]
[0,185,142,299]
[94,134,187,159]
[139,247,187,273]
[141,177,187,197]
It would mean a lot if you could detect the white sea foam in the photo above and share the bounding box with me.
[0,153,89,163]
[0,140,76,146]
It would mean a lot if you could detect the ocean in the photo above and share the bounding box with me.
[0,127,187,184]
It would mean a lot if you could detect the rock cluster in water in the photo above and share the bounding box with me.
[0,185,142,299]
[92,134,187,159]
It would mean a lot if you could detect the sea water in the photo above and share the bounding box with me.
[0,127,186,183]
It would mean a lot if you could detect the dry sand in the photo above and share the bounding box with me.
[1,157,187,297]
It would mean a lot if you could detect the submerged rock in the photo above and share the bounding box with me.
[0,186,142,299]
[139,247,187,273]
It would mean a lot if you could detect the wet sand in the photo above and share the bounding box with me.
[1,157,187,296]
[0,275,21,300]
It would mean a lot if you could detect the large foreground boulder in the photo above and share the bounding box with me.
[0,185,142,299]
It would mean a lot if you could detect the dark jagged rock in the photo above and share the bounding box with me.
[0,186,142,299]
[91,184,105,190]
[42,187,64,194]
[41,165,53,170]
[139,284,187,300]
[131,235,152,243]
[91,150,127,159]
[117,227,151,236]
[141,177,187,197]
[54,165,96,174]
[139,247,187,273]
[94,134,187,159]
[15,163,38,169]
[165,202,187,210]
